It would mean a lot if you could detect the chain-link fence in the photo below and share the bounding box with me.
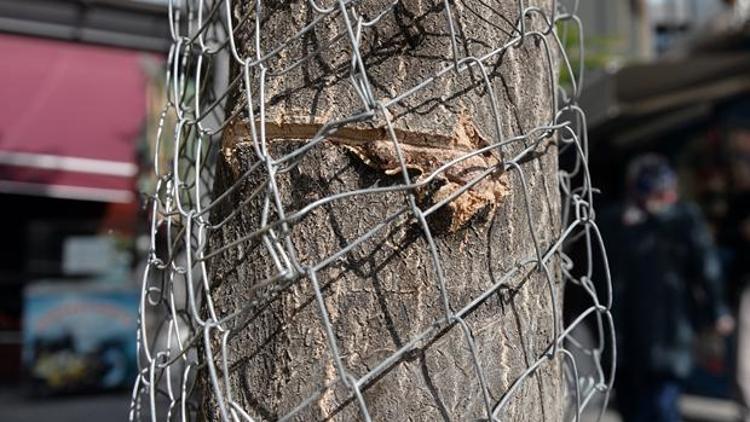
[130,0,614,420]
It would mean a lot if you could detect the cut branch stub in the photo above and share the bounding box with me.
[223,111,510,232]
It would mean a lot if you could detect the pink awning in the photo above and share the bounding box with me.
[0,34,150,203]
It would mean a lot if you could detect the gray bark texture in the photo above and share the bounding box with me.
[204,0,563,420]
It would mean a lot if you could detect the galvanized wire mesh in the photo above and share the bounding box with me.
[131,0,614,420]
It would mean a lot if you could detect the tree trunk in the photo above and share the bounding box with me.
[204,0,562,420]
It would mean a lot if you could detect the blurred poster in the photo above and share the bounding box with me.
[22,281,138,394]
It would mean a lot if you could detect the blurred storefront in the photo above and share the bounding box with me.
[0,0,168,392]
[581,27,750,399]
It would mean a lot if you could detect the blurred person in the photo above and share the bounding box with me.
[605,154,734,422]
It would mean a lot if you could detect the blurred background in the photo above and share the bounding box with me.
[0,1,747,421]
[0,1,169,420]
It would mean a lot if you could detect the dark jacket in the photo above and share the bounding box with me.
[604,202,728,380]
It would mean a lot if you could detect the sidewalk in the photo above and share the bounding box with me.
[0,389,132,422]
[596,394,741,422]
[681,394,742,422]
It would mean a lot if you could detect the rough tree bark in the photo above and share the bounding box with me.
[205,0,562,420]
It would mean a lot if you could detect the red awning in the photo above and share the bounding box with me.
[0,34,151,203]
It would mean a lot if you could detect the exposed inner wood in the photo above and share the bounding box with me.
[224,113,510,232]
